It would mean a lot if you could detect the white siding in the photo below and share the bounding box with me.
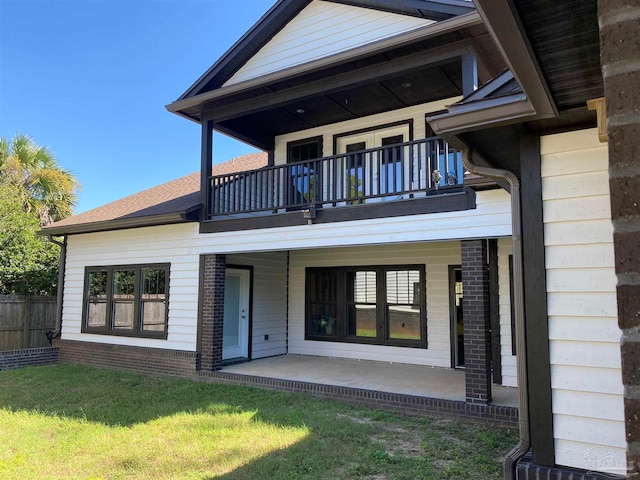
[288,242,461,366]
[227,252,288,358]
[63,227,289,356]
[224,0,434,86]
[497,237,517,387]
[541,128,625,474]
[62,224,202,351]
[273,100,459,165]
[62,188,510,351]
[200,192,511,253]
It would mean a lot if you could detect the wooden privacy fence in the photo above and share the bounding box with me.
[0,295,56,351]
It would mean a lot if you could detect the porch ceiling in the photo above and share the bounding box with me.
[513,0,603,111]
[170,22,506,151]
[216,60,464,144]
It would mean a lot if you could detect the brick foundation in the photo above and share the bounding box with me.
[516,453,625,480]
[0,347,59,370]
[462,239,492,404]
[52,338,515,425]
[56,339,198,378]
[199,254,225,371]
[197,370,518,427]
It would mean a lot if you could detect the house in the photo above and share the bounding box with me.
[42,0,631,479]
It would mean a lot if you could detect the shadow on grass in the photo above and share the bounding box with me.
[0,364,514,480]
[0,364,345,428]
[0,364,388,479]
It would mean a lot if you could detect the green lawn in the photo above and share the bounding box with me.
[0,365,516,480]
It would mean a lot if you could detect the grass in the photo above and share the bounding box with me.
[0,365,517,480]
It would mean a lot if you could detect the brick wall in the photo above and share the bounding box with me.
[461,239,492,404]
[50,338,516,426]
[199,254,226,371]
[56,339,198,378]
[0,347,59,370]
[599,0,640,475]
[197,370,518,427]
[516,452,624,480]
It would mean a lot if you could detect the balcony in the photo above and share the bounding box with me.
[210,137,467,215]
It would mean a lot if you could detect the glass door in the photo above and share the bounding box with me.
[223,268,250,361]
[449,266,464,368]
[336,124,409,203]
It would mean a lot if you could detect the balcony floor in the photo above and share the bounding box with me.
[221,354,517,407]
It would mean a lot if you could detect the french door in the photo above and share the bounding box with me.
[336,124,409,202]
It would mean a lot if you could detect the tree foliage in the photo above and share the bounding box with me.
[0,133,79,225]
[0,134,78,295]
[0,182,59,295]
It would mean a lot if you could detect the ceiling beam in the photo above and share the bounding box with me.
[203,40,475,123]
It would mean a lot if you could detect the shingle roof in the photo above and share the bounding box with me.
[42,152,268,235]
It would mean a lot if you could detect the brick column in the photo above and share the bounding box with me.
[598,1,640,475]
[462,239,492,404]
[199,254,225,371]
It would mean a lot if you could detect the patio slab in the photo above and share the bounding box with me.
[222,354,517,407]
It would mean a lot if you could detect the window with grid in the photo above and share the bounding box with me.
[82,264,169,338]
[305,265,426,347]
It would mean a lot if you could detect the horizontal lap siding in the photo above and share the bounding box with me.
[198,189,511,253]
[541,129,625,474]
[224,0,433,86]
[62,225,202,351]
[61,190,510,353]
[498,238,516,387]
[227,252,287,359]
[287,242,462,366]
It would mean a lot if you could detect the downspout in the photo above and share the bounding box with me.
[46,235,67,343]
[461,149,529,480]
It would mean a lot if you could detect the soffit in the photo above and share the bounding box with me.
[513,0,603,111]
[174,23,506,149]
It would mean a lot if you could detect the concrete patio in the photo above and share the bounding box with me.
[222,354,518,408]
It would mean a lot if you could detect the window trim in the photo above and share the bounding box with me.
[304,264,427,348]
[332,119,414,154]
[286,135,323,163]
[286,136,324,210]
[81,263,170,339]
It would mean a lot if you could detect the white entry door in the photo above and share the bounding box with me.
[223,268,250,361]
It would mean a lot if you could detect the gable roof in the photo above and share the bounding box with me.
[222,0,437,88]
[42,152,268,236]
[177,0,475,101]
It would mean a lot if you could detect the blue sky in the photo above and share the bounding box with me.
[0,0,275,214]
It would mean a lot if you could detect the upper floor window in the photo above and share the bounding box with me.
[82,264,169,339]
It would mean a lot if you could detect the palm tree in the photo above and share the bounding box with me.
[0,133,79,225]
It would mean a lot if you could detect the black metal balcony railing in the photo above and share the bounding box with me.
[207,137,463,218]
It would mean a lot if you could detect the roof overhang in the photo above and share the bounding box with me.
[167,11,483,118]
[167,11,509,150]
[470,0,557,118]
[426,0,600,177]
[41,207,200,236]
[177,0,476,101]
[428,92,533,135]
[325,0,475,21]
